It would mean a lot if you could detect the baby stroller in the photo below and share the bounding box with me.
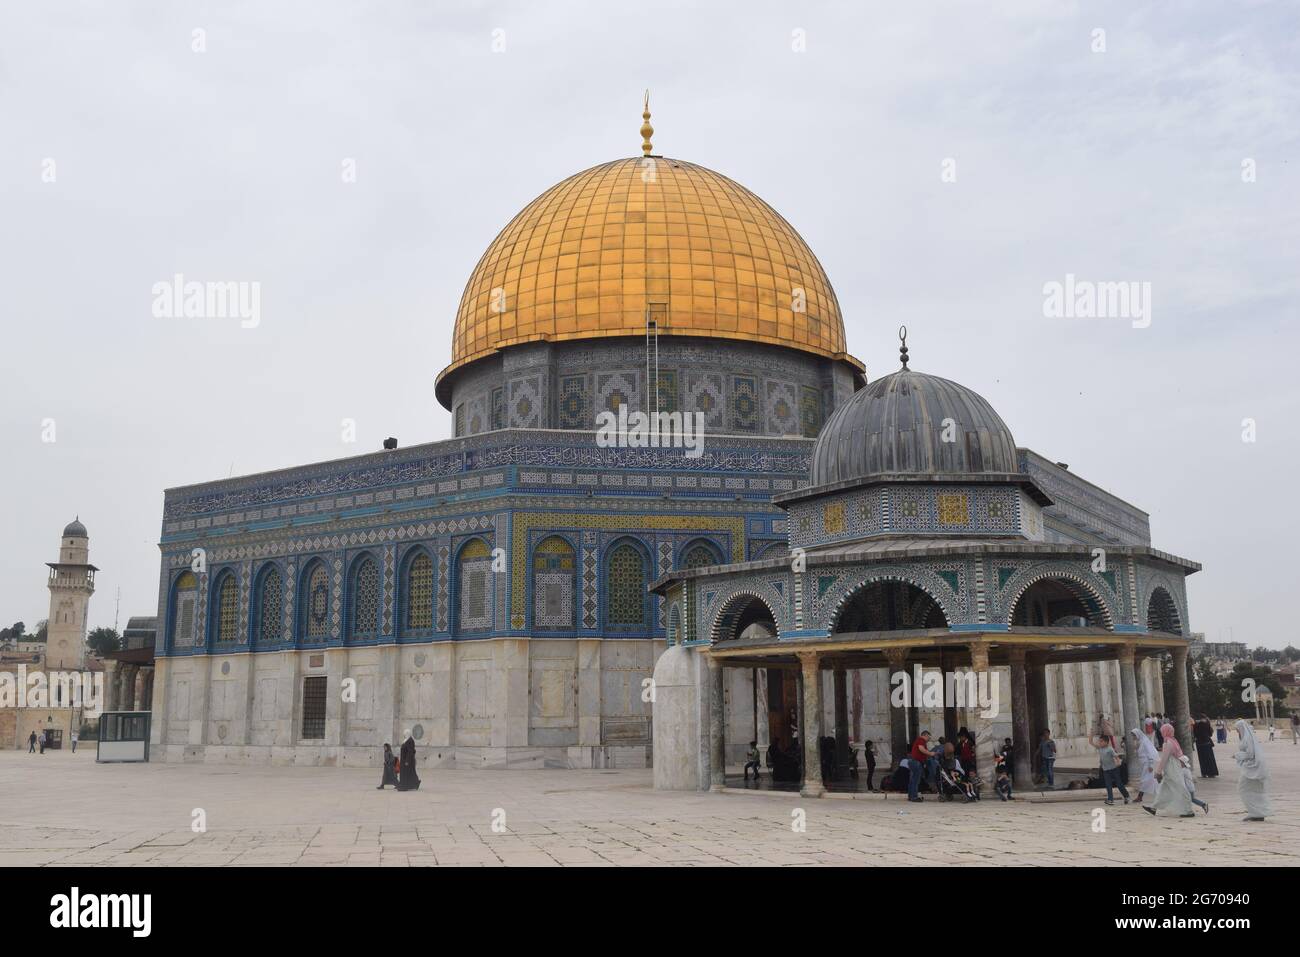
[937,762,970,801]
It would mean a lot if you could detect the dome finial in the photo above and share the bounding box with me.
[640,90,654,156]
[898,325,910,369]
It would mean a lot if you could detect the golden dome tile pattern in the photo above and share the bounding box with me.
[438,157,857,388]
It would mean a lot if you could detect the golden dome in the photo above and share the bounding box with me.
[437,156,860,395]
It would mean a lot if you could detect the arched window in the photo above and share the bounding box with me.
[170,570,198,649]
[302,561,330,640]
[213,572,239,644]
[606,542,646,628]
[255,565,283,645]
[681,540,720,569]
[457,539,493,632]
[403,551,434,633]
[668,603,682,645]
[532,535,576,630]
[350,555,380,638]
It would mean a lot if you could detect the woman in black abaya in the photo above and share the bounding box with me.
[397,733,421,791]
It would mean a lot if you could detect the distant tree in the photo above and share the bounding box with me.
[33,620,47,642]
[1251,646,1281,664]
[86,627,121,657]
[0,621,27,642]
[1282,646,1300,664]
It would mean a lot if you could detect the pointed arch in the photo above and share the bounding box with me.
[532,534,577,631]
[1005,567,1115,630]
[299,558,331,642]
[830,577,950,634]
[604,537,650,631]
[1146,586,1182,635]
[709,591,780,644]
[347,552,382,641]
[167,569,199,652]
[455,536,494,634]
[678,537,723,570]
[209,569,240,646]
[398,546,435,637]
[252,562,284,647]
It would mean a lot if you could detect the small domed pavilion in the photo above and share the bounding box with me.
[651,331,1199,795]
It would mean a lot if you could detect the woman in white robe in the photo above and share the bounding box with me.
[1130,727,1159,803]
[1144,723,1195,818]
[1234,720,1271,821]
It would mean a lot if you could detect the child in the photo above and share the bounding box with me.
[1179,754,1209,814]
[1092,733,1129,805]
[743,740,762,781]
[863,740,877,791]
[995,765,1013,801]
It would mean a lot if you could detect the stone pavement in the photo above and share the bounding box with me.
[1,740,1297,866]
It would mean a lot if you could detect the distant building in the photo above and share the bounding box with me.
[0,519,100,749]
[1188,636,1248,661]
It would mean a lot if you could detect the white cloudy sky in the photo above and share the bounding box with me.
[1,1,1296,646]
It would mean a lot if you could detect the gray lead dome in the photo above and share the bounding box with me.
[62,517,87,538]
[810,368,1019,486]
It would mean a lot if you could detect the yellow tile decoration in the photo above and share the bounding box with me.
[823,502,845,535]
[438,157,858,390]
[937,493,970,526]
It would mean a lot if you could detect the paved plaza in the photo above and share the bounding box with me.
[1,742,1297,867]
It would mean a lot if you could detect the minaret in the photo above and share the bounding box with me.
[45,517,96,671]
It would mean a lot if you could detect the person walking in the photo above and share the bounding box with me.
[1039,729,1057,788]
[1216,720,1227,744]
[1130,726,1159,805]
[1179,755,1209,815]
[1092,733,1129,805]
[70,729,78,753]
[1192,714,1218,778]
[377,743,399,789]
[1144,724,1195,818]
[396,733,421,791]
[1291,713,1299,746]
[28,731,37,753]
[863,740,877,791]
[38,730,46,754]
[1234,720,1271,822]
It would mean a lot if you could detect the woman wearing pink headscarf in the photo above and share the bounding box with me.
[1143,723,1196,818]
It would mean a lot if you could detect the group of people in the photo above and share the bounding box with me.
[26,729,77,753]
[1126,717,1271,822]
[376,734,422,791]
[887,728,1015,803]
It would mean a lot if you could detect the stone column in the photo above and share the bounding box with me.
[797,651,823,797]
[101,659,118,713]
[708,657,725,791]
[576,638,602,748]
[884,647,910,767]
[833,663,849,779]
[754,668,770,751]
[1007,647,1033,789]
[1027,653,1048,777]
[1118,643,1140,784]
[968,643,994,778]
[1171,646,1191,755]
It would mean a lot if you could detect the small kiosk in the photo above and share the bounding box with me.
[96,711,151,763]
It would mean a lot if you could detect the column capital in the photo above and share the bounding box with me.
[706,654,722,672]
[1171,645,1189,664]
[1117,642,1137,665]
[1006,645,1027,665]
[883,646,910,668]
[968,642,990,670]
[796,650,821,671]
